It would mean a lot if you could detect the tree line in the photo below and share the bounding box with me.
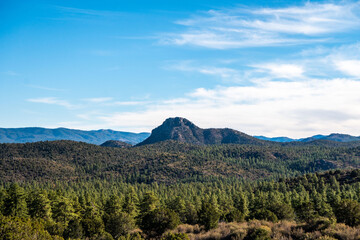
[2,169,360,239]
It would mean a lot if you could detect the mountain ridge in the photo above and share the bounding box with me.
[1,119,360,145]
[255,133,360,143]
[0,127,150,145]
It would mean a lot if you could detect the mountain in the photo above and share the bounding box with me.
[0,127,150,145]
[101,140,132,148]
[254,136,295,142]
[300,133,360,143]
[137,117,265,146]
[255,133,360,143]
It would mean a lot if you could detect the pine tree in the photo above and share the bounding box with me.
[198,200,220,230]
[3,183,28,217]
[123,187,139,218]
[27,189,51,219]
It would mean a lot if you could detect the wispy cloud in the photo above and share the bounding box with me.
[83,97,113,103]
[56,6,123,18]
[27,97,78,109]
[162,2,360,49]
[168,61,243,82]
[112,101,149,106]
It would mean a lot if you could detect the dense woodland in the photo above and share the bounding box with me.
[1,140,360,183]
[2,140,360,239]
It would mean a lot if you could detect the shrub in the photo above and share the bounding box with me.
[244,226,271,240]
[335,199,360,227]
[161,232,189,240]
[140,208,180,237]
[304,217,332,232]
[251,209,278,222]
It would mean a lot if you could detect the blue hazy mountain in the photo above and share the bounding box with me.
[0,127,150,145]
[253,136,295,142]
[299,133,360,143]
[255,133,360,143]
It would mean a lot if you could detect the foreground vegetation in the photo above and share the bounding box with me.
[2,169,360,239]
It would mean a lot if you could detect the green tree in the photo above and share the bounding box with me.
[52,197,77,223]
[104,194,122,216]
[140,208,180,237]
[81,203,104,238]
[198,200,220,230]
[167,196,186,222]
[139,192,159,214]
[0,215,55,240]
[3,183,28,217]
[251,209,278,222]
[233,191,249,219]
[335,199,360,227]
[123,187,139,218]
[63,218,83,239]
[105,212,135,239]
[27,190,51,219]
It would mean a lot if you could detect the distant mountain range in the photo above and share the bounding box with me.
[1,118,359,145]
[0,127,149,145]
[255,133,360,143]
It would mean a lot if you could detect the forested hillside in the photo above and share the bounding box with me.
[1,140,360,183]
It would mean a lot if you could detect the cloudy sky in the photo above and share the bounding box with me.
[1,0,360,138]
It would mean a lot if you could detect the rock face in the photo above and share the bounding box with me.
[100,140,132,148]
[137,117,264,146]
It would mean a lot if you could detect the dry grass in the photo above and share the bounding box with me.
[322,223,360,240]
[168,221,360,240]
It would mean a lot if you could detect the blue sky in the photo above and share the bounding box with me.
[1,0,360,138]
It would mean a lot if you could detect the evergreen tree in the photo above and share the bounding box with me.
[139,192,159,214]
[27,190,51,219]
[3,183,28,217]
[198,200,220,230]
[52,197,77,223]
[123,187,139,218]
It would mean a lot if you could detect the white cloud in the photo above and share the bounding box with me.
[334,60,360,78]
[112,101,148,106]
[95,78,360,137]
[252,63,304,79]
[27,97,78,109]
[163,2,360,48]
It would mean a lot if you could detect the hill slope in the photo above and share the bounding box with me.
[138,117,265,146]
[0,127,150,145]
[1,140,360,183]
[100,140,132,148]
